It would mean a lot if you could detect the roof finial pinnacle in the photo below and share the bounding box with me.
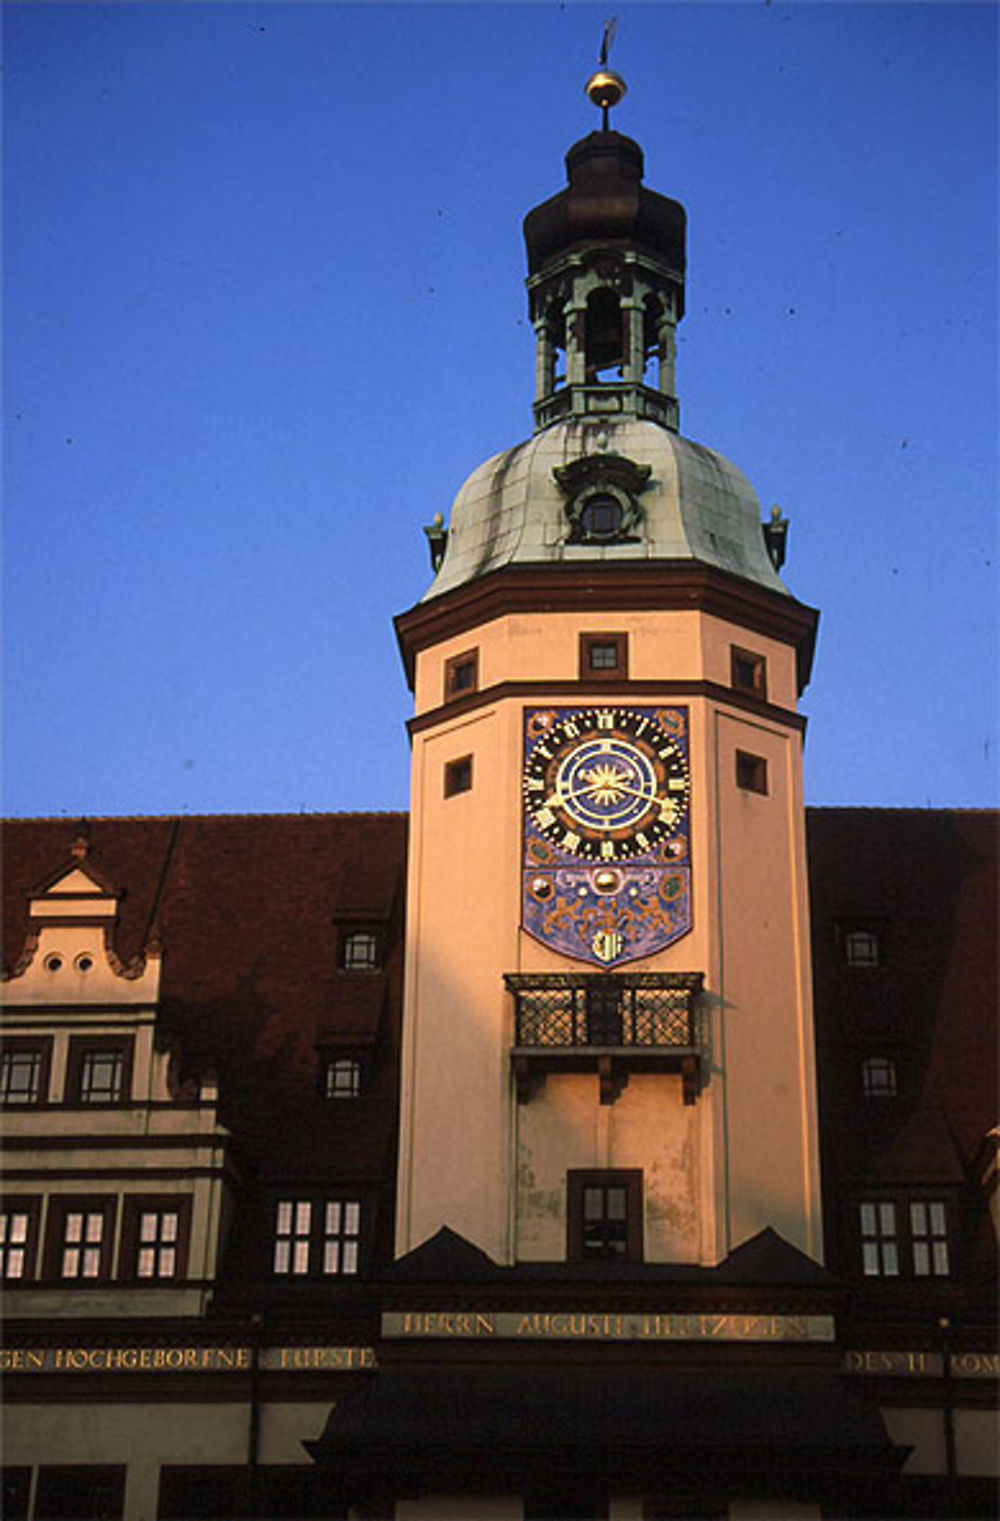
[586,18,627,131]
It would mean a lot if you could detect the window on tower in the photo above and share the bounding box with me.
[444,648,479,702]
[444,755,473,797]
[735,751,768,795]
[857,1195,951,1278]
[341,930,379,971]
[580,632,628,680]
[730,646,767,700]
[567,1170,643,1263]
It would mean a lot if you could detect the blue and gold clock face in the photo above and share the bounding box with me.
[522,706,693,967]
[523,707,689,861]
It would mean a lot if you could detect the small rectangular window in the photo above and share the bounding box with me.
[731,646,767,699]
[46,1197,116,1282]
[341,930,379,970]
[861,1055,898,1098]
[0,1039,52,1106]
[67,1037,133,1106]
[0,1201,39,1281]
[274,1199,313,1276]
[859,1200,899,1277]
[322,1199,360,1276]
[121,1197,191,1281]
[845,926,881,966]
[910,1200,950,1277]
[444,754,473,797]
[567,1170,643,1263]
[324,1057,361,1100]
[579,632,628,680]
[735,751,768,794]
[444,649,479,701]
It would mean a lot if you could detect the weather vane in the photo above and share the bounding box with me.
[585,18,627,130]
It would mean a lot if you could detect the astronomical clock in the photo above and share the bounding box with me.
[522,705,692,967]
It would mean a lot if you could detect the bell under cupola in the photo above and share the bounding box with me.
[524,82,686,433]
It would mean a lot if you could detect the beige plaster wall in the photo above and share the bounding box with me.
[515,1072,699,1262]
[413,612,798,716]
[398,605,818,1266]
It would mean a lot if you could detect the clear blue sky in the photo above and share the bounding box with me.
[4,2,997,818]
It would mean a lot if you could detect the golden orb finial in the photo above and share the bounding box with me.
[586,18,626,128]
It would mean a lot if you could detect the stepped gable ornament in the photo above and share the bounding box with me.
[553,450,651,545]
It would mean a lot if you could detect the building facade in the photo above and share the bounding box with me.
[2,72,997,1521]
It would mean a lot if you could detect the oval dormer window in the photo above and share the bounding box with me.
[580,494,623,541]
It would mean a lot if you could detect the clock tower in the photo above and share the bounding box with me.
[394,73,821,1271]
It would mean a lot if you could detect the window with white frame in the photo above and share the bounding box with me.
[136,1209,181,1278]
[0,1207,33,1280]
[910,1200,950,1276]
[859,1197,951,1279]
[59,1208,109,1279]
[273,1197,361,1277]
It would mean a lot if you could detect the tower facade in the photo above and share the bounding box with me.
[395,112,822,1270]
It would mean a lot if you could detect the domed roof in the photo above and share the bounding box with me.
[423,416,788,603]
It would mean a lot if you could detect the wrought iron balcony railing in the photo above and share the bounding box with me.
[505,972,703,1106]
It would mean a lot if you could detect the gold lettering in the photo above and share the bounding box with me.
[908,1352,927,1375]
[475,1314,495,1336]
[27,1350,45,1370]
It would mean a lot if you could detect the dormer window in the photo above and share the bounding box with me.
[580,494,623,540]
[342,931,378,972]
[843,925,883,967]
[324,1057,362,1101]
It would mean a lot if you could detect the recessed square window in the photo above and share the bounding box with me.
[731,646,767,699]
[66,1038,133,1106]
[0,1039,52,1106]
[0,1200,40,1281]
[342,930,379,971]
[444,649,479,702]
[444,754,473,797]
[735,751,768,794]
[579,632,628,680]
[121,1197,191,1281]
[324,1057,362,1100]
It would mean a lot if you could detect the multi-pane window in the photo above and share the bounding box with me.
[860,1201,898,1276]
[579,632,628,680]
[325,1058,361,1100]
[322,1201,360,1276]
[274,1201,313,1275]
[342,932,378,971]
[67,1039,132,1105]
[0,1209,32,1280]
[861,1055,898,1098]
[910,1201,949,1277]
[136,1209,181,1278]
[79,1049,126,1103]
[273,1198,361,1277]
[0,1041,50,1105]
[845,927,881,966]
[567,1170,643,1263]
[60,1209,108,1279]
[859,1198,950,1278]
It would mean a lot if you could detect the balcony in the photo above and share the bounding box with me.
[505,972,703,1106]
